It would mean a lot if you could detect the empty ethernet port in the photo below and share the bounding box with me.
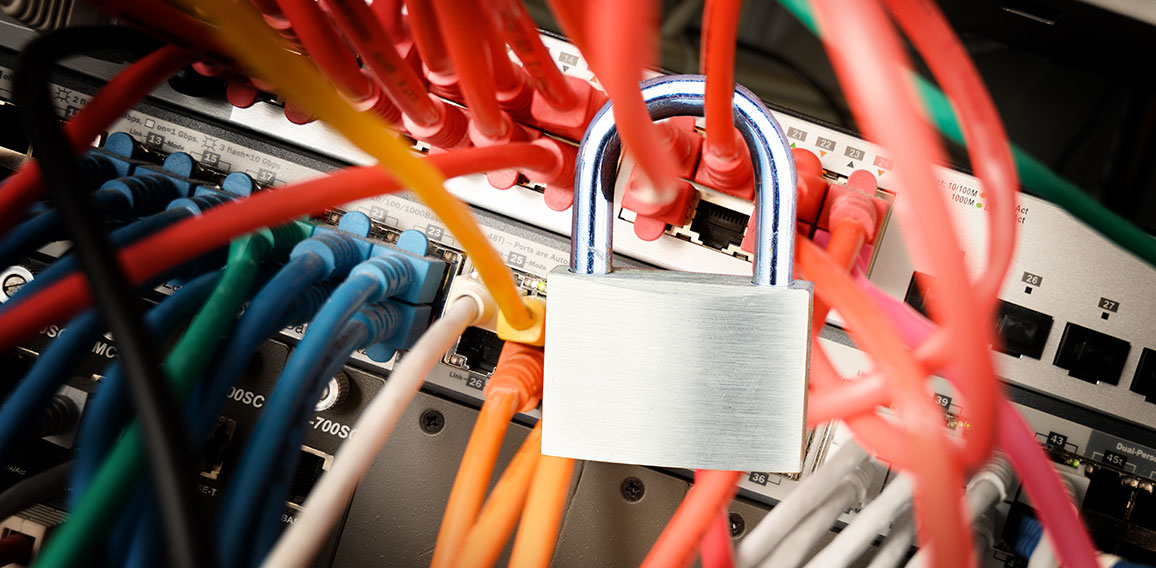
[288,447,331,506]
[455,327,505,375]
[199,417,236,480]
[689,201,748,251]
[903,272,936,317]
[1130,348,1156,402]
[1053,323,1130,385]
[994,301,1054,359]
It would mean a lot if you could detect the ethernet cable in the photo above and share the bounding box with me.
[16,192,233,299]
[34,227,304,568]
[0,175,182,268]
[640,470,743,568]
[507,454,577,567]
[802,475,913,568]
[854,277,1098,568]
[183,0,537,331]
[738,440,869,566]
[0,45,192,233]
[483,0,577,110]
[779,0,1156,270]
[699,0,756,195]
[14,27,208,568]
[432,342,545,568]
[759,466,872,568]
[700,502,736,568]
[187,232,361,442]
[246,302,409,564]
[0,461,71,523]
[578,0,681,200]
[866,514,916,568]
[217,255,416,567]
[261,296,483,568]
[430,0,513,141]
[458,423,544,568]
[0,143,561,356]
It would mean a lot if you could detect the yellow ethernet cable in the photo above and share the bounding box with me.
[183,0,536,330]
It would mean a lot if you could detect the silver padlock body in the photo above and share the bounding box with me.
[543,267,812,472]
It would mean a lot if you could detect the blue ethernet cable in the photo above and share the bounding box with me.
[217,256,415,568]
[69,269,223,506]
[15,193,232,299]
[186,231,360,439]
[248,302,402,562]
[0,174,180,268]
[0,269,220,468]
[122,281,333,568]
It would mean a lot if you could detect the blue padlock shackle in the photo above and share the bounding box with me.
[571,74,798,287]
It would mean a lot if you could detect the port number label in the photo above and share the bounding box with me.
[815,137,836,151]
[933,393,952,409]
[1104,450,1128,468]
[425,224,444,240]
[506,251,527,269]
[1099,298,1120,312]
[787,127,807,142]
[466,377,486,391]
[844,146,865,161]
[748,472,770,486]
[873,156,894,170]
[1021,272,1043,286]
[145,132,166,149]
[1047,432,1067,448]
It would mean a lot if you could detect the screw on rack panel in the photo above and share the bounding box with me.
[620,477,645,502]
[543,75,811,472]
[420,409,445,434]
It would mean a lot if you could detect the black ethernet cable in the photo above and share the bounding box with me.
[12,27,212,568]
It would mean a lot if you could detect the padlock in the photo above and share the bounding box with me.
[543,75,812,472]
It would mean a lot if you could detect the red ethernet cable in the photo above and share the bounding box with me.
[809,0,999,474]
[485,23,535,119]
[404,0,454,75]
[485,0,577,110]
[0,143,561,351]
[579,0,681,202]
[322,0,438,122]
[274,0,376,104]
[640,470,742,568]
[699,0,755,197]
[370,0,405,40]
[882,0,1019,311]
[431,0,514,141]
[857,278,1099,568]
[700,506,736,568]
[800,236,973,568]
[0,45,193,234]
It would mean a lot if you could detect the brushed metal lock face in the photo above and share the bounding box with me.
[543,269,812,472]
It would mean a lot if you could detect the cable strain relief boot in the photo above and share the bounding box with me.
[445,277,499,330]
[846,169,878,195]
[484,342,545,412]
[496,69,536,123]
[349,78,402,125]
[694,128,755,200]
[291,232,362,278]
[468,113,536,190]
[227,81,260,109]
[828,190,878,242]
[79,154,119,188]
[283,100,316,125]
[524,138,577,211]
[282,283,333,327]
[351,255,417,301]
[656,116,704,179]
[353,302,403,346]
[621,170,695,241]
[403,96,471,149]
[426,66,462,102]
[267,221,311,260]
[528,76,608,140]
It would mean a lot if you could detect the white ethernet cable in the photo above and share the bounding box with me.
[737,440,870,568]
[261,296,484,568]
[803,474,914,568]
[759,463,874,568]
